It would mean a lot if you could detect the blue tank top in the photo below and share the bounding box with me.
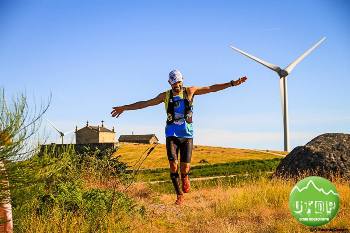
[165,92,194,138]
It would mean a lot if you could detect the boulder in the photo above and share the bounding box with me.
[274,133,350,179]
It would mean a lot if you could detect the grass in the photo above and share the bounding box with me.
[15,207,136,233]
[115,143,286,169]
[14,175,350,233]
[11,144,350,233]
[126,177,350,233]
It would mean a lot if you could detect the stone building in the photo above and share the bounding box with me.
[75,121,115,144]
[118,134,158,144]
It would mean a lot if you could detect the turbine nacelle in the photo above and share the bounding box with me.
[278,69,289,78]
[268,66,288,78]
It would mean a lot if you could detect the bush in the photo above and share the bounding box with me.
[11,145,138,232]
[82,188,134,218]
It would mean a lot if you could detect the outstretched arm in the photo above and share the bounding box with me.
[111,92,165,118]
[192,76,247,96]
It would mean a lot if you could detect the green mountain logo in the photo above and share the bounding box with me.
[291,180,339,196]
[289,176,340,227]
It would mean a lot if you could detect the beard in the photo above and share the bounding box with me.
[172,85,182,93]
[173,87,181,93]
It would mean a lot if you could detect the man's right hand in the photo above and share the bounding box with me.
[231,76,248,86]
[111,106,125,118]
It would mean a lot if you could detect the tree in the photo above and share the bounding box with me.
[0,88,50,233]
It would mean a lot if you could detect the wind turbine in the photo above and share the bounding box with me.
[46,119,74,144]
[230,37,326,152]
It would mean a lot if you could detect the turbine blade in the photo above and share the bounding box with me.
[285,37,326,74]
[46,119,63,135]
[230,45,281,73]
[63,130,75,135]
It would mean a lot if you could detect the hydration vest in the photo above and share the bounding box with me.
[165,87,193,125]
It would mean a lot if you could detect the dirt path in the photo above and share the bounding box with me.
[247,148,286,157]
[141,171,274,184]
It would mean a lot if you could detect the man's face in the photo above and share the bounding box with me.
[169,81,183,93]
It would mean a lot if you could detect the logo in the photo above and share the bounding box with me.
[289,176,340,227]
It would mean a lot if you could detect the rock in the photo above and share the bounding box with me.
[199,159,209,164]
[274,133,350,179]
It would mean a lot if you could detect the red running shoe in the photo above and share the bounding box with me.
[175,194,184,205]
[181,174,190,193]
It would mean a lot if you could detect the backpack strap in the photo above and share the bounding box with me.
[183,87,194,105]
[165,87,193,125]
[183,87,193,124]
[166,90,175,124]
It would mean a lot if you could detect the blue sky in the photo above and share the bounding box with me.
[1,0,349,151]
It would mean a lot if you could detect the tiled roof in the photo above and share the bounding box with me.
[77,125,114,133]
[118,134,158,142]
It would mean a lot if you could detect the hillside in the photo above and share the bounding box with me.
[115,143,287,169]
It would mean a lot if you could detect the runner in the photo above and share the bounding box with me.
[111,70,247,205]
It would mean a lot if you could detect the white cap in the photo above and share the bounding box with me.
[168,69,184,84]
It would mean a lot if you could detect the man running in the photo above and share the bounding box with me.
[111,70,247,205]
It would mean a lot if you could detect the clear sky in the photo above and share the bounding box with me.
[1,0,349,151]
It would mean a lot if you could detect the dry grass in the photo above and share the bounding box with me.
[16,208,132,233]
[115,143,286,169]
[16,175,349,233]
[126,178,350,233]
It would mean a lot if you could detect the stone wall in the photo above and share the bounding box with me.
[99,132,115,143]
[149,137,158,144]
[76,128,99,144]
[40,143,118,155]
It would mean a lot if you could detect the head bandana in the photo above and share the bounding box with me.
[168,69,184,84]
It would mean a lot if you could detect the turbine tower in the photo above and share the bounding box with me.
[230,37,326,152]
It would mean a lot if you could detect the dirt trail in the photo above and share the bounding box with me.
[138,171,273,184]
[247,148,286,157]
[127,182,245,232]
